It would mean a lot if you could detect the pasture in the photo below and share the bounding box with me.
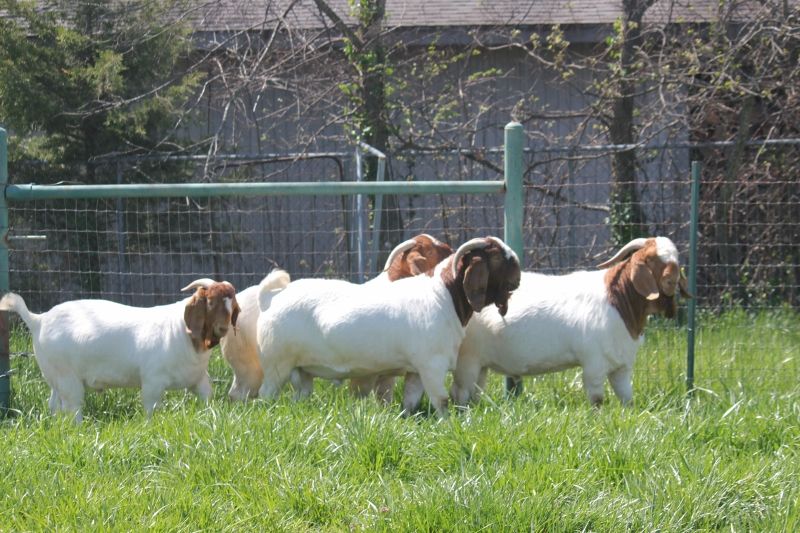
[2,311,798,531]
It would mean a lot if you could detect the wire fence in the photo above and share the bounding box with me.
[523,139,800,309]
[7,151,507,310]
[3,134,799,400]
[521,140,799,393]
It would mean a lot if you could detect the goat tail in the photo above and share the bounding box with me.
[0,293,41,334]
[258,269,291,312]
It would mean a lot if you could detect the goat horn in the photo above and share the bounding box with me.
[382,238,419,272]
[418,233,444,246]
[484,236,519,263]
[597,238,650,269]
[181,278,217,292]
[451,237,492,278]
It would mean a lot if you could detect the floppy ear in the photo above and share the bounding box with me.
[408,251,429,275]
[231,297,241,329]
[678,269,693,299]
[630,258,660,300]
[462,256,489,312]
[184,292,207,345]
[494,282,511,317]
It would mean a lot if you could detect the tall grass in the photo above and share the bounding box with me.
[2,311,798,531]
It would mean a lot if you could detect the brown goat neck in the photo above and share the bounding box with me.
[604,260,649,340]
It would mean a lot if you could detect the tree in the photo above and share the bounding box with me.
[0,0,201,180]
[604,0,655,245]
[0,0,202,296]
[310,0,404,267]
[504,0,799,305]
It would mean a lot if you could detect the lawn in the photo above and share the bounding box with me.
[2,311,798,531]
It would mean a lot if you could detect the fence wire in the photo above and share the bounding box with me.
[8,152,504,311]
[522,142,799,393]
[5,141,799,396]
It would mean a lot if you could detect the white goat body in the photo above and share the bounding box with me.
[0,280,238,421]
[452,270,638,405]
[452,236,690,406]
[257,236,521,416]
[222,235,451,402]
[259,274,463,413]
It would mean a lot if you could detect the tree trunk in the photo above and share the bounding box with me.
[608,0,651,245]
[715,96,753,300]
[359,0,403,267]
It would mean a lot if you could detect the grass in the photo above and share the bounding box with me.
[1,311,798,531]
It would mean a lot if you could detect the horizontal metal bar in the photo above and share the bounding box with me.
[90,151,352,163]
[7,235,46,240]
[358,141,387,160]
[5,180,504,201]
[530,137,800,154]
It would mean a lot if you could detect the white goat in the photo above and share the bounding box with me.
[0,279,240,421]
[347,233,453,402]
[220,269,291,401]
[451,237,692,406]
[221,234,451,401]
[256,236,521,417]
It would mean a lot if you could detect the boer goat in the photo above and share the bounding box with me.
[256,236,521,417]
[0,279,240,421]
[451,237,691,406]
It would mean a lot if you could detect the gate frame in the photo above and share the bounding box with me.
[0,122,526,414]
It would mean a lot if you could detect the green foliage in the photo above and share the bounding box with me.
[339,0,388,146]
[607,188,642,246]
[0,0,200,176]
[2,311,798,530]
[545,25,572,79]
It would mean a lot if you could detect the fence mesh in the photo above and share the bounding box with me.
[7,151,505,311]
[5,141,799,397]
[521,142,799,393]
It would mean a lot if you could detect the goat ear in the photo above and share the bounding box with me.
[408,251,429,275]
[184,292,207,345]
[462,257,489,312]
[631,259,660,300]
[678,269,693,299]
[231,297,241,328]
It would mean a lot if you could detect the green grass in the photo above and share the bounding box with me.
[2,311,799,531]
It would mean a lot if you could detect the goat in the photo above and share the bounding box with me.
[0,279,240,421]
[347,233,453,401]
[220,269,291,401]
[372,233,454,284]
[256,236,521,417]
[450,237,692,406]
[221,234,451,401]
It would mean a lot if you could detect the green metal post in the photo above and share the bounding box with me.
[0,128,10,416]
[686,160,700,392]
[504,122,524,262]
[504,121,525,396]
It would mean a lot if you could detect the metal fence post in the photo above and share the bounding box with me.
[686,160,700,393]
[504,121,524,396]
[358,141,387,276]
[0,127,10,416]
[355,147,366,282]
